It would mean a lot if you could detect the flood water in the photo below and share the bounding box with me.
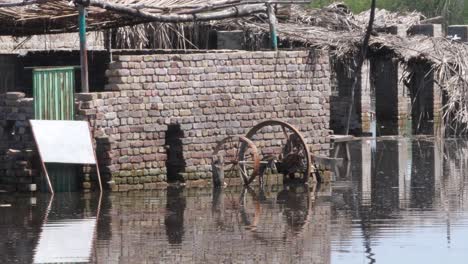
[2,138,468,263]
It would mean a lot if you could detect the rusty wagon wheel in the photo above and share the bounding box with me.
[245,120,312,184]
[212,136,261,185]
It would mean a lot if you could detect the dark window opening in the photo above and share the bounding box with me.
[165,124,186,183]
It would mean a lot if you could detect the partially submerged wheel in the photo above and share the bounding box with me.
[212,136,261,185]
[245,120,312,183]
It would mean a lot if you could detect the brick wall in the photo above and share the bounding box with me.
[1,49,332,191]
[79,50,332,191]
[0,92,36,191]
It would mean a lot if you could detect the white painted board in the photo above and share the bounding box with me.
[30,120,96,164]
[33,218,97,263]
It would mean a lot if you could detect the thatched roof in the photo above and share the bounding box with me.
[0,0,270,35]
[229,4,468,129]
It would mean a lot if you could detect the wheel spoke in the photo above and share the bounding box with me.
[225,164,237,178]
[281,126,289,140]
[213,135,259,186]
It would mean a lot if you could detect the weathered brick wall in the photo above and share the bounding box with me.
[1,50,332,191]
[0,92,36,191]
[78,50,332,190]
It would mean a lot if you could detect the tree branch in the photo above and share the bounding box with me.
[73,0,267,23]
[0,0,46,7]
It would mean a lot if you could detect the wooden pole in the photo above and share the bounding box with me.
[107,29,113,63]
[344,0,376,135]
[88,122,103,192]
[29,120,54,194]
[40,161,54,194]
[267,3,278,50]
[79,4,89,93]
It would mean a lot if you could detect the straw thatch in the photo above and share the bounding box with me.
[217,4,468,133]
[0,0,268,35]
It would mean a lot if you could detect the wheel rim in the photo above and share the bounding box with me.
[245,120,312,183]
[212,136,260,185]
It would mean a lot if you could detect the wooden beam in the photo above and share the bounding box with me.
[74,0,267,23]
[0,0,45,8]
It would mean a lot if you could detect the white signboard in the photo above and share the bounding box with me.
[30,120,96,164]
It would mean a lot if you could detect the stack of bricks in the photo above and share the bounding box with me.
[0,150,36,191]
[76,49,333,191]
[0,92,36,191]
[76,92,168,191]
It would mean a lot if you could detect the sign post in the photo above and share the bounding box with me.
[29,120,102,193]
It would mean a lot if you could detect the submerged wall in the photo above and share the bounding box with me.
[81,50,332,191]
[0,49,332,191]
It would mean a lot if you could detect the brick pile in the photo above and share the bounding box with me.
[0,92,36,191]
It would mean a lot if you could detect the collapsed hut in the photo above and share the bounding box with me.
[0,0,467,192]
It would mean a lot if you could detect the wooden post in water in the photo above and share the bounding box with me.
[78,4,89,93]
[267,3,278,50]
[212,154,225,188]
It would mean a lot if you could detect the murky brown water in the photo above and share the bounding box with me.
[2,138,468,263]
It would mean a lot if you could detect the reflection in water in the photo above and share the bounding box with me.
[332,138,468,264]
[33,193,102,264]
[3,139,468,263]
[165,186,186,245]
[0,193,101,264]
[276,185,311,235]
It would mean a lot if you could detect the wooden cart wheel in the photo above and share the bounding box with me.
[245,120,312,184]
[212,136,260,185]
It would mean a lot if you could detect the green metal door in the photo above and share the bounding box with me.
[33,67,75,120]
[33,67,78,192]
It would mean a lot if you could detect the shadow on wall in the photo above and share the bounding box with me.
[165,124,186,183]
